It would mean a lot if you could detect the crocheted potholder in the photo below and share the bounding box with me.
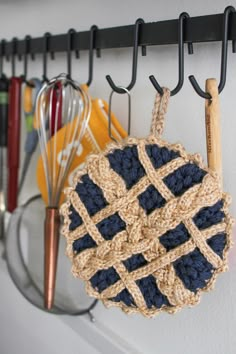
[61,88,233,317]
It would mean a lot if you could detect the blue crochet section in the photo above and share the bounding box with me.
[96,212,126,240]
[75,174,108,216]
[173,230,226,293]
[160,200,226,293]
[90,267,120,293]
[207,233,226,259]
[138,185,166,214]
[73,234,96,253]
[174,248,214,293]
[111,289,136,307]
[107,146,145,189]
[69,205,83,231]
[171,199,226,293]
[160,223,190,251]
[164,163,207,197]
[173,232,226,293]
[123,253,148,272]
[193,200,225,230]
[145,144,180,169]
[136,275,170,309]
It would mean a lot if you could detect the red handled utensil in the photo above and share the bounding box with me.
[7,77,22,212]
[0,75,9,240]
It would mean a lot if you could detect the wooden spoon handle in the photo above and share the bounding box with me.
[205,78,222,187]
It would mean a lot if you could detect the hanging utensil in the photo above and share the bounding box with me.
[0,38,9,240]
[0,75,9,239]
[7,77,22,212]
[18,78,42,194]
[36,74,91,309]
[205,78,222,187]
[36,89,128,206]
[50,81,62,135]
[7,38,22,212]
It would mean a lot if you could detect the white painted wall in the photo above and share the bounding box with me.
[0,0,236,353]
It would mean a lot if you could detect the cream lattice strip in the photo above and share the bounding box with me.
[113,262,147,309]
[137,141,174,201]
[183,219,223,268]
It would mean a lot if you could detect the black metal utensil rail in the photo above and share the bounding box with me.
[1,11,236,57]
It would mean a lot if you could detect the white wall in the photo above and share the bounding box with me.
[0,1,236,354]
[0,250,100,354]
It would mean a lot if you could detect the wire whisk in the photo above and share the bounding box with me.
[35,73,91,309]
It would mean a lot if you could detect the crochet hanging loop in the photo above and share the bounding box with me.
[150,88,170,138]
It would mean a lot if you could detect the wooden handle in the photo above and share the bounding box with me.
[205,78,222,187]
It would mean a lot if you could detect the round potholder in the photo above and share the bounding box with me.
[61,88,233,317]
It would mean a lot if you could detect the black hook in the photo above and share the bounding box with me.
[22,35,35,86]
[189,5,236,99]
[87,25,101,87]
[149,12,193,96]
[106,18,146,94]
[42,32,54,82]
[0,40,6,78]
[67,28,79,79]
[11,37,18,77]
[5,39,19,63]
[17,44,22,61]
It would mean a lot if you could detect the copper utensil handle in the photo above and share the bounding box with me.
[44,207,60,310]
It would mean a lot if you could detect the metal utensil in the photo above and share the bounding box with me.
[36,73,91,309]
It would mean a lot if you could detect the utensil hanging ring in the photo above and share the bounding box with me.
[108,86,131,141]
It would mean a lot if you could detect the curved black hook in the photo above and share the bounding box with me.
[106,18,146,94]
[0,40,6,78]
[22,35,35,86]
[11,37,18,77]
[5,39,20,63]
[189,5,236,99]
[87,25,101,87]
[67,28,79,79]
[42,32,55,83]
[149,12,193,96]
